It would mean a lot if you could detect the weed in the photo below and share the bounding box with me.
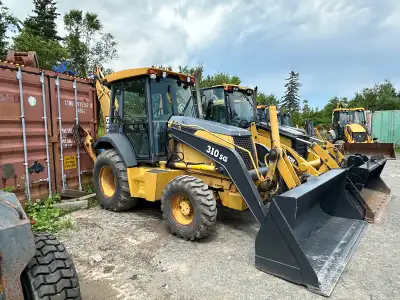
[84,183,94,193]
[25,194,72,233]
[1,186,14,192]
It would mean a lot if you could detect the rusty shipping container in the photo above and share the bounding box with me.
[0,62,97,205]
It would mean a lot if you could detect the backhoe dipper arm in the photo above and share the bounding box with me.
[169,124,268,224]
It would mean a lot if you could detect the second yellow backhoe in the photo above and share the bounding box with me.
[199,84,391,222]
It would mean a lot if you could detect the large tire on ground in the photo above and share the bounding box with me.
[93,149,137,211]
[161,175,217,240]
[21,233,81,300]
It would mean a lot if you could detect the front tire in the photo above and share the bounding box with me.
[93,149,137,211]
[21,233,81,300]
[161,175,217,240]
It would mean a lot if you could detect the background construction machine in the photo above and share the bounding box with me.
[328,106,396,159]
[0,191,80,300]
[199,84,391,222]
[84,67,369,296]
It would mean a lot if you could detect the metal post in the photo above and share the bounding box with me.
[253,86,258,121]
[40,72,52,198]
[73,79,82,191]
[56,77,66,190]
[17,67,31,201]
[194,72,203,118]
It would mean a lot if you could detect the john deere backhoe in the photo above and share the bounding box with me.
[84,67,368,296]
[328,106,396,159]
[199,84,391,222]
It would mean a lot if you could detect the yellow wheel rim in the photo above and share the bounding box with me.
[171,194,194,225]
[99,166,115,198]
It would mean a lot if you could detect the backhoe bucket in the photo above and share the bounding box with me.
[347,155,391,222]
[255,169,367,296]
[344,142,396,159]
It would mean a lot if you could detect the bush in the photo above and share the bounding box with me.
[25,194,72,232]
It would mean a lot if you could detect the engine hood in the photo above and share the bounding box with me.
[169,116,251,137]
[346,123,367,133]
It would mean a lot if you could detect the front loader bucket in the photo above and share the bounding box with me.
[344,142,396,159]
[255,169,367,296]
[347,155,391,222]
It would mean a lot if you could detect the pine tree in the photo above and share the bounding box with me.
[24,0,60,40]
[0,1,18,58]
[281,71,301,114]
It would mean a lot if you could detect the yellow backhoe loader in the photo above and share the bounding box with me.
[328,107,396,159]
[75,67,369,296]
[199,84,391,222]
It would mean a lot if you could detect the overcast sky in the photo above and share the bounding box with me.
[5,0,400,107]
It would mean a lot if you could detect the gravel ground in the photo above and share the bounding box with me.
[58,160,400,300]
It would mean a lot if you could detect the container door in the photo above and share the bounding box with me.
[49,76,96,194]
[0,68,53,204]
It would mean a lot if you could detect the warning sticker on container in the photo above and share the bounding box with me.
[64,155,77,170]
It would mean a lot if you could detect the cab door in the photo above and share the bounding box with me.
[116,77,151,160]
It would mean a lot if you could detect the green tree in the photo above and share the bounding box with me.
[24,0,60,40]
[13,28,68,69]
[0,1,18,58]
[348,80,400,111]
[200,72,241,88]
[64,10,118,77]
[281,71,301,114]
[257,92,279,106]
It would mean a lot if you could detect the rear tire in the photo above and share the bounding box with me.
[93,149,137,211]
[21,233,81,300]
[161,175,217,240]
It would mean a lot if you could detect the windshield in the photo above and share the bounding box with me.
[150,77,195,119]
[280,113,292,126]
[338,110,365,126]
[227,91,255,123]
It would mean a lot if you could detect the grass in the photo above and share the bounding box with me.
[1,186,14,192]
[395,147,400,153]
[25,193,72,233]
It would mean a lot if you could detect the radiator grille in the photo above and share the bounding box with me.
[233,136,256,170]
[353,132,368,143]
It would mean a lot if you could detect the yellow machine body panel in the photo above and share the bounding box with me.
[344,124,373,143]
[127,167,185,201]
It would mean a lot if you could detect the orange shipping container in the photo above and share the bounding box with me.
[0,62,97,205]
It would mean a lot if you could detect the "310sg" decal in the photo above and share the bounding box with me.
[206,145,228,162]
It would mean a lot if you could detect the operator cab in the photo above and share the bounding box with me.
[257,106,293,127]
[106,68,196,163]
[333,108,366,127]
[200,85,255,128]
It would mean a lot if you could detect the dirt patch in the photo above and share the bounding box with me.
[59,161,400,300]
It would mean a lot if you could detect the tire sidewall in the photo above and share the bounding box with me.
[163,183,203,236]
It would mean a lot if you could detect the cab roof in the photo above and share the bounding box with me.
[202,84,251,91]
[333,107,365,112]
[104,67,194,84]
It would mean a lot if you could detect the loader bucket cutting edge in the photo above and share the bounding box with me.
[255,169,367,296]
[347,155,391,222]
[344,142,396,160]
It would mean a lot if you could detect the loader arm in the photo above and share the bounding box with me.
[169,122,268,224]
